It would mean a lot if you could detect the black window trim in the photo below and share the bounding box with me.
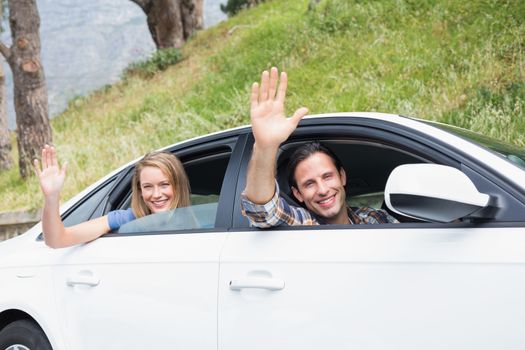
[232,117,525,230]
[101,133,248,236]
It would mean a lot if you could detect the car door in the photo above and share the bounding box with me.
[218,119,525,350]
[52,135,245,350]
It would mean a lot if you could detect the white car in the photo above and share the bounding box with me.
[1,113,524,350]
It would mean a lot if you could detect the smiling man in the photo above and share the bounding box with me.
[241,67,397,227]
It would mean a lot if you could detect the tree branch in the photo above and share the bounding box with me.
[0,42,11,61]
[129,0,152,12]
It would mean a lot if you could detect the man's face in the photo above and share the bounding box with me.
[291,152,349,224]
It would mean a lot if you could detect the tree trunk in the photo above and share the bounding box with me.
[0,63,13,171]
[130,0,203,49]
[149,0,185,49]
[0,2,13,172]
[192,0,204,32]
[181,0,203,40]
[0,0,52,178]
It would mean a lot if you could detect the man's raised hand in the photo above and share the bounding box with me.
[250,67,308,149]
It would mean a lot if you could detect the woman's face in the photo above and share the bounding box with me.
[139,166,175,213]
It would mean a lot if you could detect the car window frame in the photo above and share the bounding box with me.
[100,133,248,237]
[232,117,525,230]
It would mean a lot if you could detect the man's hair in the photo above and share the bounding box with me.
[287,141,344,189]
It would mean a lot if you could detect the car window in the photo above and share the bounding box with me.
[277,140,426,205]
[62,177,117,227]
[346,192,383,209]
[184,151,231,205]
[271,138,441,225]
[114,148,232,234]
[235,136,431,229]
[119,203,218,233]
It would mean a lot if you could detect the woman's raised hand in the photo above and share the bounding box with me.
[250,67,308,149]
[34,145,68,198]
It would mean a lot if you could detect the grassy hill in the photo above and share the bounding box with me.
[1,0,524,212]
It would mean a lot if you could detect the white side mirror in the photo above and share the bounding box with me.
[384,164,491,223]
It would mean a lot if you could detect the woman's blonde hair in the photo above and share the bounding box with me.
[131,152,191,218]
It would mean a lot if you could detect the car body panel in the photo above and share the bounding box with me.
[0,250,66,349]
[52,232,227,349]
[219,226,525,350]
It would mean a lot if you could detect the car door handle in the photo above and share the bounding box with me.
[66,272,100,287]
[229,277,285,291]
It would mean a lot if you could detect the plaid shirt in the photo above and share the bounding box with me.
[241,183,398,228]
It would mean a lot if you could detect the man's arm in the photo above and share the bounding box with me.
[241,181,318,227]
[243,67,308,204]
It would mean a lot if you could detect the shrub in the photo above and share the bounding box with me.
[220,0,265,17]
[124,48,182,79]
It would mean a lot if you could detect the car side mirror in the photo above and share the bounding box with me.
[384,164,492,223]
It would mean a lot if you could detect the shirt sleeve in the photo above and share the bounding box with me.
[107,208,136,230]
[240,181,316,228]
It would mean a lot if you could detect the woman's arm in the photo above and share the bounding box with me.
[35,145,111,248]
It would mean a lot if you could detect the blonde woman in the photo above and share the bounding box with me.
[34,145,191,248]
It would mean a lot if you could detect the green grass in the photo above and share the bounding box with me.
[0,0,524,211]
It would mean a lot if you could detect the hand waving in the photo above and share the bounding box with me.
[250,67,308,149]
[34,145,68,198]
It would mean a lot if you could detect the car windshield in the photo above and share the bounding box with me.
[425,121,525,170]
